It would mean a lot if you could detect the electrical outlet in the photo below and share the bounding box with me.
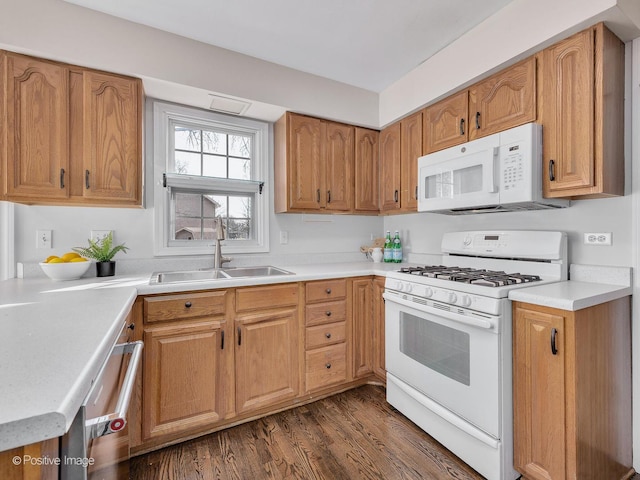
[36,230,52,249]
[584,232,612,246]
[279,231,289,245]
[91,230,113,243]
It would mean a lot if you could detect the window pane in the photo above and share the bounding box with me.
[210,195,228,217]
[227,218,251,240]
[228,157,250,180]
[174,193,202,240]
[203,131,227,155]
[175,151,201,175]
[229,135,251,158]
[175,127,201,152]
[228,196,251,217]
[203,154,228,178]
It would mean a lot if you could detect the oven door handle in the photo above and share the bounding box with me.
[383,293,494,330]
[85,340,143,439]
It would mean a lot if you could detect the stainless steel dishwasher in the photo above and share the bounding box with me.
[60,321,143,480]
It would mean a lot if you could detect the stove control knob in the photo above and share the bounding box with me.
[424,287,433,298]
[395,281,404,291]
[463,235,473,246]
[459,295,472,307]
[447,292,457,303]
[404,283,413,293]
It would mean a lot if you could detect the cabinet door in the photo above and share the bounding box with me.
[372,276,386,380]
[4,52,69,200]
[423,90,468,154]
[323,121,353,211]
[468,56,536,140]
[81,71,141,204]
[354,127,379,212]
[352,278,373,378]
[287,113,322,210]
[400,111,422,211]
[379,122,401,212]
[513,304,566,480]
[235,308,299,413]
[541,28,595,198]
[143,320,226,440]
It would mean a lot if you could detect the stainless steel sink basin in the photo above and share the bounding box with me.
[150,269,230,284]
[222,266,294,278]
[149,265,294,284]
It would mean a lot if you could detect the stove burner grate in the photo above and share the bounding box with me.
[398,266,541,287]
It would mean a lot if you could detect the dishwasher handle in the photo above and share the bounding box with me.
[86,340,143,439]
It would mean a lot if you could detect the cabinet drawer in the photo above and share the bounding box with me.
[306,321,346,349]
[305,300,346,326]
[306,279,346,303]
[305,343,347,391]
[144,291,227,323]
[236,283,299,312]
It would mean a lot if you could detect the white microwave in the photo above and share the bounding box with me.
[417,123,569,214]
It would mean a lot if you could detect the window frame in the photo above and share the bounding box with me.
[152,100,270,256]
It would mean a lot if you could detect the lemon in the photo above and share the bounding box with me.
[44,255,60,263]
[70,257,88,262]
[47,257,65,263]
[61,252,81,262]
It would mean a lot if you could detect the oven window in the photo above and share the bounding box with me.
[399,312,470,385]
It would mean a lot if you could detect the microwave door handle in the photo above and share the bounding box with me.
[486,147,499,193]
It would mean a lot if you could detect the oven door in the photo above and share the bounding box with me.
[418,140,499,212]
[384,291,500,438]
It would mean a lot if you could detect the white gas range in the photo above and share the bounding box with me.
[384,230,567,480]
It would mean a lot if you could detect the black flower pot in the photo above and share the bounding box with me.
[96,261,116,277]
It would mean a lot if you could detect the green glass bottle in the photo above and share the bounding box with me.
[383,231,393,263]
[392,231,402,263]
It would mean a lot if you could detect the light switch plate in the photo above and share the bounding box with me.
[91,230,113,243]
[36,230,52,249]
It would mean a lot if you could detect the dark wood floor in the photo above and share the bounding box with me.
[131,385,485,480]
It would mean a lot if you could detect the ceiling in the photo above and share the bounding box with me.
[64,0,517,92]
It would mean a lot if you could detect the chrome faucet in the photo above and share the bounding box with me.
[214,216,232,269]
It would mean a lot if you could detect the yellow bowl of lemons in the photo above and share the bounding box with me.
[39,252,90,281]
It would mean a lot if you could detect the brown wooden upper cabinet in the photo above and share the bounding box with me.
[380,110,422,213]
[274,112,354,213]
[540,23,624,199]
[423,57,536,154]
[354,127,380,212]
[1,50,143,206]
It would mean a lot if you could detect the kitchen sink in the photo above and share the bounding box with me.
[221,266,294,278]
[149,266,294,284]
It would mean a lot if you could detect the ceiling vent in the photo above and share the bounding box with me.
[208,94,251,115]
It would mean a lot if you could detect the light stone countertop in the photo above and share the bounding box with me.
[0,261,398,452]
[508,264,633,311]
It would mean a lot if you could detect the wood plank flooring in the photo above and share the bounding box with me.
[130,385,484,480]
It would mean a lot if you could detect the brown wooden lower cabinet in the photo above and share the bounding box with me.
[0,439,59,480]
[133,277,385,454]
[513,299,632,480]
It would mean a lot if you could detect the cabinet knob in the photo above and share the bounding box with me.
[325,311,332,316]
[325,363,332,369]
[325,332,332,339]
[127,323,135,330]
[185,301,192,308]
[325,288,332,294]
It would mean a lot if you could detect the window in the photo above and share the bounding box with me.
[152,100,269,256]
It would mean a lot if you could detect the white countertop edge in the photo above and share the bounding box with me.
[508,281,632,311]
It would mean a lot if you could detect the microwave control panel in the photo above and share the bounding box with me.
[501,145,525,191]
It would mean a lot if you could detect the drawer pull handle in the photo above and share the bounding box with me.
[325,311,332,316]
[475,111,481,130]
[551,328,558,355]
[394,189,399,203]
[325,333,331,339]
[325,288,332,294]
[325,363,332,369]
[85,170,90,189]
[316,189,320,203]
[327,190,331,203]
[60,168,65,189]
[184,301,192,308]
[459,118,465,136]
[549,159,556,181]
[238,327,242,346]
[221,330,225,350]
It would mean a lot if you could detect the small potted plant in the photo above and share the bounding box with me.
[73,232,129,277]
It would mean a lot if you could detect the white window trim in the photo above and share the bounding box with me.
[152,100,270,256]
